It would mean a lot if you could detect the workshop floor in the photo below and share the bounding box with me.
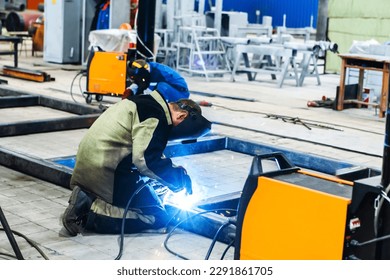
[0,40,387,261]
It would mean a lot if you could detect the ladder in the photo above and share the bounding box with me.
[174,26,231,81]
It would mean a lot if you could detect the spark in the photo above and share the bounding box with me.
[164,186,201,210]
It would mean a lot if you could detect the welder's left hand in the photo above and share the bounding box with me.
[183,174,192,195]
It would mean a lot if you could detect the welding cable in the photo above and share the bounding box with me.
[350,233,390,247]
[163,208,237,260]
[78,71,85,98]
[115,183,148,260]
[135,33,155,61]
[374,183,390,236]
[205,101,385,135]
[70,70,86,104]
[220,239,235,260]
[192,90,384,135]
[204,221,233,260]
[0,251,18,260]
[114,182,188,260]
[0,228,49,260]
[213,121,382,158]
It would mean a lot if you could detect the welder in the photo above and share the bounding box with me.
[122,59,190,102]
[61,89,203,236]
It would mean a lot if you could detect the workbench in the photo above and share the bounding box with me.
[0,36,23,68]
[230,44,299,87]
[284,42,322,87]
[337,53,390,118]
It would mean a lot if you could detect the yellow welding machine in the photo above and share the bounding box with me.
[235,153,354,260]
[86,49,128,97]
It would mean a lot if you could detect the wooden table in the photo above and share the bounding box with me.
[337,53,390,118]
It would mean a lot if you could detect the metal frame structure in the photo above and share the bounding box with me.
[0,89,102,186]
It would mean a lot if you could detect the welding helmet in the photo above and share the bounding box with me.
[169,99,212,141]
[127,59,151,92]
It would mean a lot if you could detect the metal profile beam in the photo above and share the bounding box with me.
[0,89,103,137]
[0,147,72,189]
[0,114,100,137]
[39,95,102,114]
[0,95,39,108]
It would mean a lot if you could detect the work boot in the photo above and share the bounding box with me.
[62,186,93,236]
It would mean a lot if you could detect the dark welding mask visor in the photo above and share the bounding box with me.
[169,114,212,141]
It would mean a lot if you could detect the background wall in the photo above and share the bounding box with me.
[326,0,390,73]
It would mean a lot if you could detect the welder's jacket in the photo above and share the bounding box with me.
[148,62,188,93]
[70,90,186,204]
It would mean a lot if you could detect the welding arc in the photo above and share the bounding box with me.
[163,208,236,260]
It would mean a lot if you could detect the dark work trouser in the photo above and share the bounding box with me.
[85,162,169,234]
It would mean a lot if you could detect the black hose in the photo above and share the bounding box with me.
[163,208,237,260]
[220,239,235,260]
[213,121,382,158]
[350,234,390,247]
[70,71,85,103]
[0,228,49,260]
[374,184,390,236]
[0,207,23,260]
[0,252,18,260]
[204,222,231,260]
[193,95,383,135]
[115,183,147,260]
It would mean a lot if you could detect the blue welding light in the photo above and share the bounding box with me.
[164,188,200,210]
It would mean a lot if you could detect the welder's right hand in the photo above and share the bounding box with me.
[122,88,132,100]
[122,84,139,100]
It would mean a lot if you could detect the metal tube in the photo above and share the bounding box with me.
[214,0,223,35]
[136,0,157,60]
[0,207,24,260]
[381,84,390,188]
[316,0,329,41]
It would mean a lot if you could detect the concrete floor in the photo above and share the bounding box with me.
[0,41,387,262]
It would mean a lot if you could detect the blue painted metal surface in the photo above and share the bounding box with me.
[220,0,318,28]
[52,136,369,177]
[225,138,353,175]
[54,157,76,169]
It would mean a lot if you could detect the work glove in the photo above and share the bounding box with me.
[121,83,139,100]
[179,166,192,195]
[129,83,138,95]
[183,174,193,195]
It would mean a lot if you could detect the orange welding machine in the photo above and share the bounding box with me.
[84,48,136,104]
[234,152,390,260]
